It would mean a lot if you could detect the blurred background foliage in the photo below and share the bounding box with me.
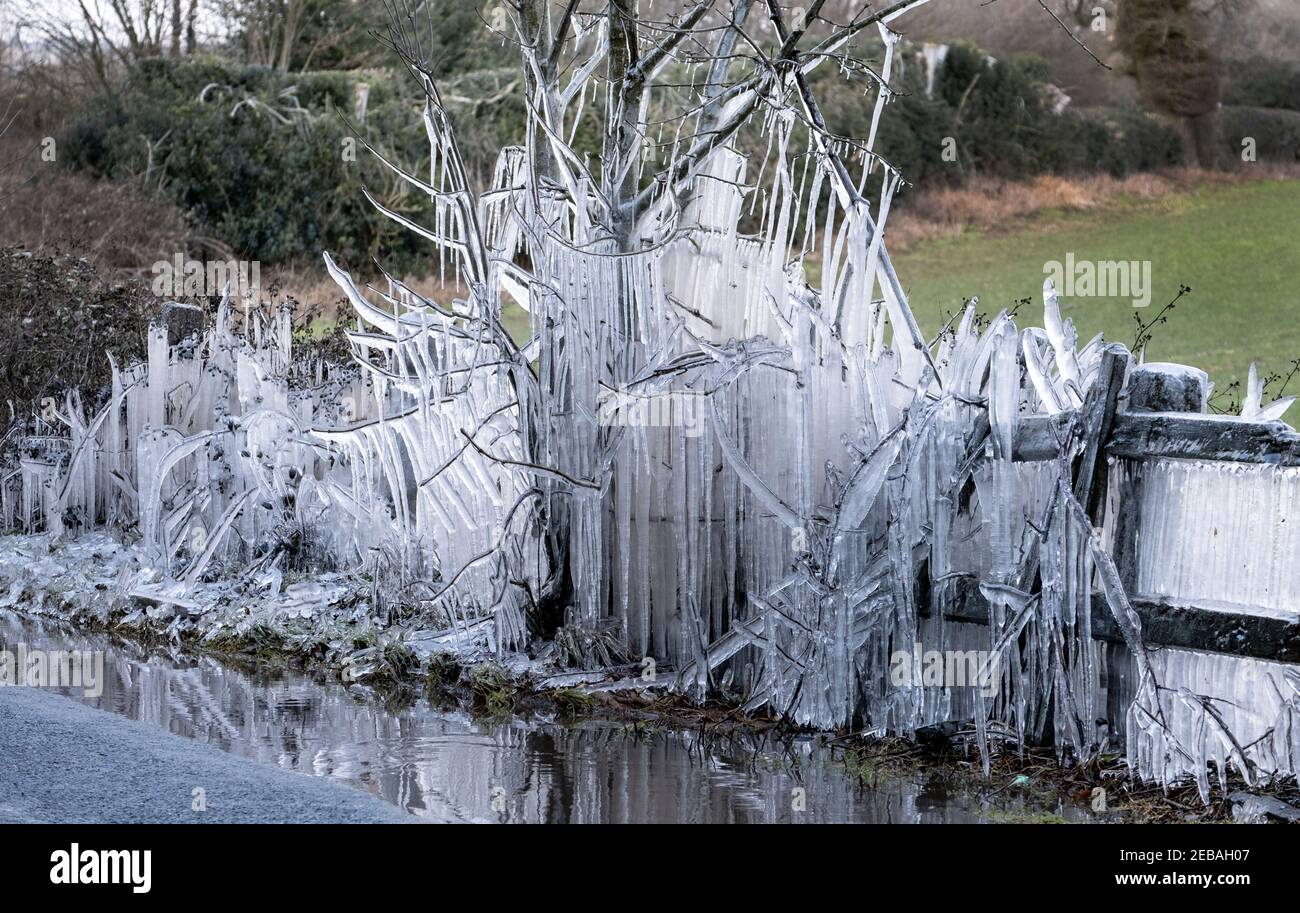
[2,0,1297,274]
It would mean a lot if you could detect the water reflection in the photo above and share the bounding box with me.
[0,611,1084,823]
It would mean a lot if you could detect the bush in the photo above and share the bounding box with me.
[56,43,1188,271]
[59,57,443,273]
[809,61,956,189]
[931,45,1061,179]
[813,41,1182,192]
[1073,106,1185,177]
[0,248,156,428]
[1223,56,1300,113]
[1221,106,1300,162]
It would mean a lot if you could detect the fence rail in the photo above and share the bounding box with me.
[1016,412,1300,466]
[934,576,1300,664]
[997,354,1299,663]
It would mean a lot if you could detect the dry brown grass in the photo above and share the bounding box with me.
[0,72,205,274]
[0,121,209,276]
[0,168,205,271]
[885,163,1300,251]
[260,263,470,320]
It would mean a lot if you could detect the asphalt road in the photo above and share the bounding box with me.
[0,686,414,824]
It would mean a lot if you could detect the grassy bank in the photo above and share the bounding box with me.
[893,177,1300,413]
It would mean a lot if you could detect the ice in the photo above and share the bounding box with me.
[1129,458,1300,617]
[1124,647,1300,803]
[1,0,1295,800]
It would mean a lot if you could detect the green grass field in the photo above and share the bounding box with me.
[892,178,1300,408]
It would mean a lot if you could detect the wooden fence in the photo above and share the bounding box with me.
[940,344,1300,664]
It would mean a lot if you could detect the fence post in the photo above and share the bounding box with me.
[1074,344,1129,524]
[1103,361,1216,732]
[1112,362,1212,591]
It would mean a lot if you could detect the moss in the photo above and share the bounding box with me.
[423,652,463,706]
[424,652,463,689]
[984,807,1070,824]
[839,744,922,789]
[363,642,418,688]
[553,687,595,718]
[469,663,514,716]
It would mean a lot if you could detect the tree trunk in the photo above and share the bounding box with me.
[1117,0,1226,170]
[186,0,199,55]
[170,0,181,58]
[605,0,642,248]
[1186,109,1226,170]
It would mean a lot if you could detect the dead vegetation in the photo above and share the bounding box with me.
[0,97,201,275]
[0,247,156,429]
[0,165,199,273]
[885,163,1300,250]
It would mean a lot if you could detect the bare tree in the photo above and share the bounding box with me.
[216,0,384,72]
[357,0,938,682]
[18,0,203,92]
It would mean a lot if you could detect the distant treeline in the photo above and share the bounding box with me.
[54,41,1296,270]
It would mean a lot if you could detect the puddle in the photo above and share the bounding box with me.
[0,611,1091,823]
